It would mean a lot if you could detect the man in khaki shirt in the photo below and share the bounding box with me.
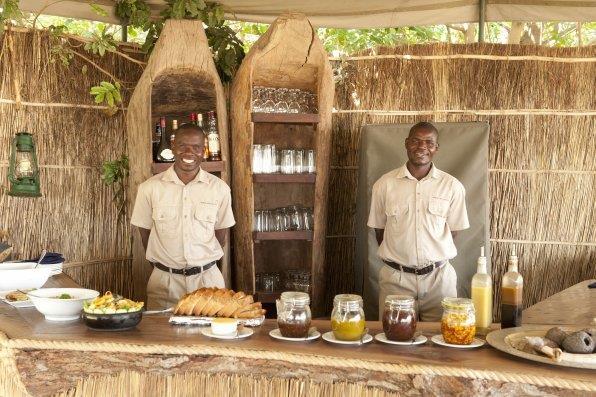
[131,124,235,310]
[368,122,469,321]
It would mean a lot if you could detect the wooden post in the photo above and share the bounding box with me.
[126,20,231,301]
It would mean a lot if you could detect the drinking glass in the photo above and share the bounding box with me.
[306,150,316,173]
[255,272,262,290]
[275,149,281,173]
[262,144,273,174]
[252,144,263,174]
[302,207,313,230]
[254,210,263,232]
[288,88,301,113]
[262,88,276,113]
[294,149,304,174]
[289,205,301,230]
[262,273,275,292]
[274,88,289,113]
[281,150,295,174]
[252,86,264,112]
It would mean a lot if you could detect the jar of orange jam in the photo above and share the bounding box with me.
[441,297,476,345]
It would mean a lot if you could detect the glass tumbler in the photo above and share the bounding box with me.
[281,150,295,174]
[306,150,316,173]
[294,149,304,174]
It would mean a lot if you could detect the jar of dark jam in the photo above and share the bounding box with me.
[276,291,311,338]
[382,295,417,341]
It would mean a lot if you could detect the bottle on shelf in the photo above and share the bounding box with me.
[156,116,174,163]
[190,113,197,126]
[206,111,221,161]
[500,246,523,329]
[170,119,178,147]
[471,246,492,335]
[152,122,161,162]
[198,113,209,161]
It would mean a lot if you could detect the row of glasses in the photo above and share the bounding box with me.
[254,206,314,232]
[252,86,318,113]
[252,145,316,174]
[256,272,281,292]
[284,269,312,294]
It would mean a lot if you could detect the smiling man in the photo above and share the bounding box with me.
[367,122,469,321]
[131,123,235,310]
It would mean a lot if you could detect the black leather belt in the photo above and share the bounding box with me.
[152,261,216,276]
[383,260,446,276]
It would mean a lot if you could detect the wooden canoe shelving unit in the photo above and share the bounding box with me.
[126,20,232,299]
[231,14,334,316]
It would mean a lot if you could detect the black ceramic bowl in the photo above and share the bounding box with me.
[82,310,143,331]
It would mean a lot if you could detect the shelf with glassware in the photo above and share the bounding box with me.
[230,15,333,316]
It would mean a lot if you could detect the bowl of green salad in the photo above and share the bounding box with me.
[27,288,99,321]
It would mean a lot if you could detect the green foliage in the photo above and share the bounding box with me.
[84,25,117,56]
[206,25,245,81]
[0,0,23,25]
[48,25,73,66]
[115,0,151,29]
[90,3,108,18]
[101,154,129,219]
[90,81,122,115]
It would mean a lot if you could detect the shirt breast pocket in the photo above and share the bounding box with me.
[193,203,218,242]
[385,203,407,235]
[152,206,178,237]
[428,196,449,234]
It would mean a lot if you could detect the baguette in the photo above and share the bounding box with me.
[174,287,265,319]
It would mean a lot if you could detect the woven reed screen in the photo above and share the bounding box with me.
[0,29,143,297]
[325,44,596,317]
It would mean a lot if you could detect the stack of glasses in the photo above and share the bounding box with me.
[252,86,318,113]
[252,145,316,174]
[284,269,311,294]
[256,272,281,292]
[254,206,314,232]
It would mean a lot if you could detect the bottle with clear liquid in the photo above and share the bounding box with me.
[170,119,178,147]
[198,113,209,161]
[500,246,523,328]
[471,246,492,335]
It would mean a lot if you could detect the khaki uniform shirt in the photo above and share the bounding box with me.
[367,163,469,268]
[131,166,235,268]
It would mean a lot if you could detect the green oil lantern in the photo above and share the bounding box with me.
[8,132,42,197]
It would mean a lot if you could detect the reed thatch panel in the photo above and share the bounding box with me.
[0,29,142,296]
[323,236,357,314]
[327,43,595,314]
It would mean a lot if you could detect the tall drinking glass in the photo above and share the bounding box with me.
[252,145,263,174]
[294,150,304,174]
[307,150,316,173]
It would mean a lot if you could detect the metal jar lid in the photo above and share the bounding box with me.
[280,291,310,306]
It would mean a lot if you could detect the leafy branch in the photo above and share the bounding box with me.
[90,81,122,115]
[101,154,129,220]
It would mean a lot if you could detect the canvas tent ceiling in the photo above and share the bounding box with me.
[17,0,596,28]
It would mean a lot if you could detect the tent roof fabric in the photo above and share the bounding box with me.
[18,0,596,28]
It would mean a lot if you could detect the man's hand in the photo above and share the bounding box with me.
[215,228,227,247]
[375,228,384,246]
[138,227,150,252]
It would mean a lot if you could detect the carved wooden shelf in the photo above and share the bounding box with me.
[251,112,320,124]
[253,173,316,183]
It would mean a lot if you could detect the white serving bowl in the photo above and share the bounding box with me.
[1,261,63,276]
[28,288,100,321]
[0,266,52,291]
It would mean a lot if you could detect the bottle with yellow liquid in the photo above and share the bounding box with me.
[471,246,492,335]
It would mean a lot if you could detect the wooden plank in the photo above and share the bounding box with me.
[151,161,225,175]
[251,112,320,124]
[126,20,232,301]
[231,15,334,316]
[253,173,316,184]
[253,231,313,241]
[523,279,596,326]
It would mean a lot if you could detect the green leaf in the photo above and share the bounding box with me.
[90,3,109,17]
[112,89,122,103]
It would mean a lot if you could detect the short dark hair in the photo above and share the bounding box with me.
[409,122,439,139]
[176,123,204,136]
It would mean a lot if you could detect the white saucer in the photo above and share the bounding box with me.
[201,327,253,340]
[269,328,321,341]
[375,333,427,345]
[322,331,373,345]
[431,334,485,348]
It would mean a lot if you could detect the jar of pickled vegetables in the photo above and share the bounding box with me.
[441,297,476,345]
[330,294,365,341]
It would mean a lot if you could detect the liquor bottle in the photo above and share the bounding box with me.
[190,113,197,126]
[500,246,523,328]
[206,111,221,161]
[198,113,209,161]
[152,122,161,162]
[170,119,178,147]
[156,117,174,163]
[471,246,492,335]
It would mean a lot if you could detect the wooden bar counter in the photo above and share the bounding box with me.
[1,276,594,396]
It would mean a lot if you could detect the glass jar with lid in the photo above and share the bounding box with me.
[441,297,476,345]
[331,294,365,341]
[382,295,417,341]
[276,291,311,338]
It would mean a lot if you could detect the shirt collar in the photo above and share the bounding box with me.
[397,163,440,180]
[161,165,210,185]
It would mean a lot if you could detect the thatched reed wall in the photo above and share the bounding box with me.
[0,28,143,297]
[325,44,596,317]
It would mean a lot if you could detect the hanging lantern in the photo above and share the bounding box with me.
[8,132,42,197]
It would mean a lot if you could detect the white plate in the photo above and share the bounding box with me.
[375,333,427,345]
[0,290,34,308]
[201,327,254,340]
[431,334,485,348]
[269,328,321,342]
[322,331,373,345]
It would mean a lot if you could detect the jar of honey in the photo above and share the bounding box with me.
[330,294,365,341]
[382,295,417,341]
[441,297,476,345]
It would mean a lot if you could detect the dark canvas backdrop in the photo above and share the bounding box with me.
[355,122,490,319]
